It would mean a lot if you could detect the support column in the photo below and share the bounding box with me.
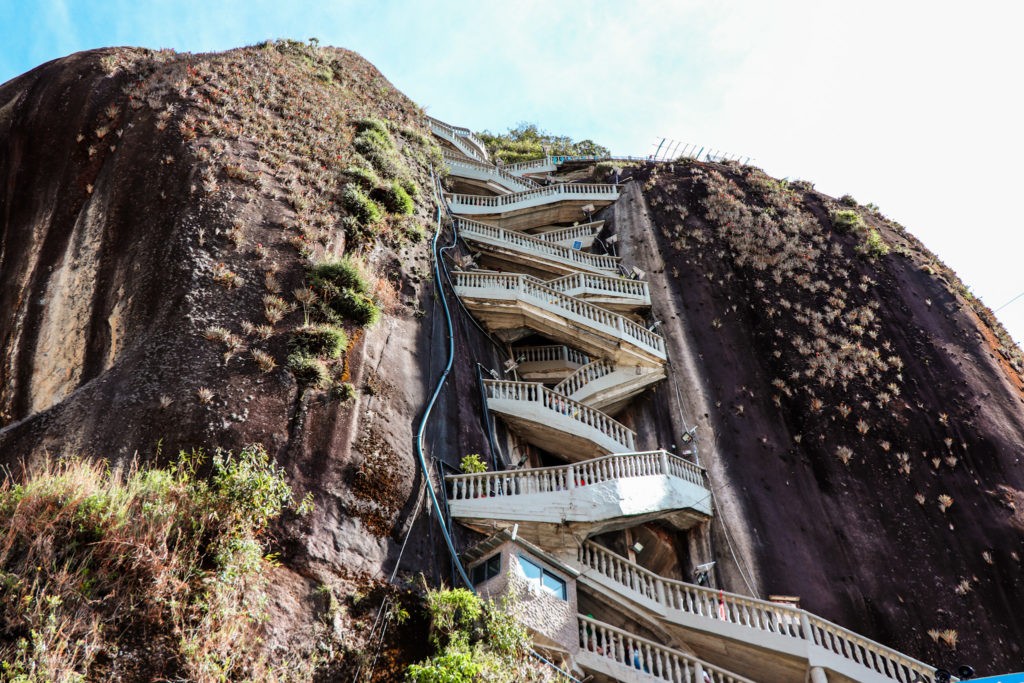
[808,666,828,683]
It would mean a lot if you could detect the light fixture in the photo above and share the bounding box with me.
[632,542,644,554]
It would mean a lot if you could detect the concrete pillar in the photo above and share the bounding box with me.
[808,666,828,683]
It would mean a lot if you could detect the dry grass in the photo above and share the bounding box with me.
[0,447,296,681]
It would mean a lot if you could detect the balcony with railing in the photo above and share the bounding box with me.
[544,272,651,312]
[532,221,604,248]
[456,218,620,278]
[573,542,942,683]
[512,344,591,383]
[578,615,755,683]
[453,271,666,366]
[446,450,711,540]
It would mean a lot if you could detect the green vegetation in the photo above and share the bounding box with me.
[287,352,331,388]
[382,180,416,215]
[290,324,348,358]
[0,446,299,682]
[830,208,865,233]
[406,588,532,683]
[342,185,384,226]
[308,257,382,329]
[859,229,890,258]
[353,117,403,179]
[460,454,488,474]
[478,123,609,164]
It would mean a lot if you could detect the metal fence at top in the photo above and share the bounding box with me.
[648,138,754,166]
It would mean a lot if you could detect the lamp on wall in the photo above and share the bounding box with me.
[631,542,644,554]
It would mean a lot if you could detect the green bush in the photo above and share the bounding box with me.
[400,178,420,198]
[325,289,381,327]
[309,258,370,295]
[460,454,487,474]
[830,209,864,233]
[382,181,415,215]
[353,119,403,179]
[860,229,890,258]
[290,324,348,359]
[287,352,331,388]
[344,165,378,189]
[406,589,531,683]
[342,185,383,225]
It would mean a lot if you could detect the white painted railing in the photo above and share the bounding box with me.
[442,150,539,192]
[576,543,939,683]
[446,449,705,501]
[453,271,666,357]
[578,615,754,683]
[502,157,555,174]
[428,117,487,161]
[546,272,650,301]
[456,218,620,272]
[445,182,619,210]
[513,344,590,367]
[554,359,615,397]
[442,122,489,160]
[534,222,603,244]
[481,380,636,452]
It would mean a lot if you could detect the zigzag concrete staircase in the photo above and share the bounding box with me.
[431,119,942,683]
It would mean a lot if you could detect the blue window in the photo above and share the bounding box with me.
[518,555,567,600]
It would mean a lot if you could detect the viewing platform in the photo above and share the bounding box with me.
[453,271,667,367]
[456,218,620,278]
[445,183,619,231]
[573,543,941,683]
[446,450,711,543]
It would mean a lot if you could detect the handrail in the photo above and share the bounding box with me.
[533,222,604,243]
[513,344,591,367]
[427,117,487,162]
[427,116,489,159]
[502,156,555,174]
[442,150,539,190]
[576,542,939,683]
[453,271,666,356]
[545,272,650,301]
[445,182,619,210]
[481,379,636,453]
[554,359,615,397]
[445,449,706,501]
[456,218,620,272]
[578,615,755,683]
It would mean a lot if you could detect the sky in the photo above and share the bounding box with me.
[3,0,1023,342]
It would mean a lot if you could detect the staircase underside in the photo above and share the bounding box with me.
[452,199,615,231]
[456,294,664,368]
[455,496,708,550]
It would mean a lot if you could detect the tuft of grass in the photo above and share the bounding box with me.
[289,324,348,359]
[830,209,864,233]
[381,180,415,215]
[286,352,331,388]
[308,258,370,295]
[342,185,383,226]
